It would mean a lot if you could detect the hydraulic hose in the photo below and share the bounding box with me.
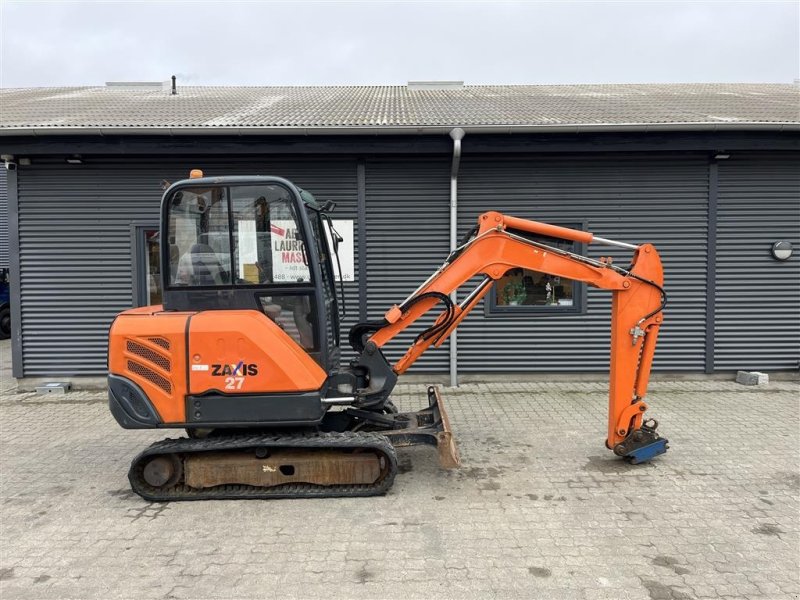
[622,270,668,325]
[404,291,455,344]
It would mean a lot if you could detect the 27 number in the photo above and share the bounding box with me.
[224,376,245,390]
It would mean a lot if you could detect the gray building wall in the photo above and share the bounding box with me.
[458,153,709,372]
[715,153,800,371]
[14,157,359,376]
[0,166,8,269]
[364,157,451,372]
[10,150,800,377]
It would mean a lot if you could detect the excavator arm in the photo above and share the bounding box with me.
[350,211,668,464]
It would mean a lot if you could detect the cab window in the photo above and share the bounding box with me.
[230,185,311,285]
[168,187,231,287]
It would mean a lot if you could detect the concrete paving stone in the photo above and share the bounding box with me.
[1,339,799,599]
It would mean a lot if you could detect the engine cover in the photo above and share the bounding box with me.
[108,306,327,427]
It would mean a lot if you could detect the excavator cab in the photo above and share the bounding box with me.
[162,175,341,371]
[110,175,352,430]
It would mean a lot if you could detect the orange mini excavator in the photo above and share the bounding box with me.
[108,172,668,501]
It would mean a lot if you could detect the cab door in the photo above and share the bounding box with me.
[161,177,335,370]
[307,210,342,370]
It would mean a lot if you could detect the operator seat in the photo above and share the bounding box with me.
[187,243,225,286]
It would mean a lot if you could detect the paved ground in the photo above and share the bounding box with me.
[1,339,798,600]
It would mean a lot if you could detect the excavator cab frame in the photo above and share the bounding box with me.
[159,175,342,370]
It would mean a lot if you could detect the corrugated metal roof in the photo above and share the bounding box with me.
[1,83,798,134]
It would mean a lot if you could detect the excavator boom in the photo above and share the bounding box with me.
[352,211,668,463]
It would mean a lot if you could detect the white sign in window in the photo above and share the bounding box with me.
[271,219,311,283]
[270,219,355,283]
[237,220,259,283]
[326,219,355,282]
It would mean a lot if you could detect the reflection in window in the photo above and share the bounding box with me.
[168,187,231,286]
[231,185,311,285]
[144,229,162,305]
[259,295,316,350]
[490,226,582,313]
[496,269,575,307]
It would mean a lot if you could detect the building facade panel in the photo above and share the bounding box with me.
[10,148,800,378]
[0,166,8,269]
[456,153,710,372]
[363,156,451,372]
[15,157,358,376]
[715,152,800,371]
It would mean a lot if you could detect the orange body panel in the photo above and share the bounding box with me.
[109,308,327,425]
[187,310,326,396]
[108,306,192,423]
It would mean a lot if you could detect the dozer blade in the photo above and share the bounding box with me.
[383,385,461,469]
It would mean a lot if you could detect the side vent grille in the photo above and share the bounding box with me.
[147,337,170,351]
[125,338,173,395]
[127,360,172,394]
[126,340,171,372]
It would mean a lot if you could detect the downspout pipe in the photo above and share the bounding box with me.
[449,127,465,388]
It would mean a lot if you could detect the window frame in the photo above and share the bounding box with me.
[484,221,588,318]
[130,221,160,307]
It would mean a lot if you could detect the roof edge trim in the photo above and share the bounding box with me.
[1,122,798,137]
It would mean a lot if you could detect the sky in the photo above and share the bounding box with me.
[0,0,798,88]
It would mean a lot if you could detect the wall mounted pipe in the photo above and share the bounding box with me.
[449,127,465,388]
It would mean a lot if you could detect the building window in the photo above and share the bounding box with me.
[486,224,585,316]
[132,225,162,306]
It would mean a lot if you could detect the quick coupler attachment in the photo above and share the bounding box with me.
[612,419,669,465]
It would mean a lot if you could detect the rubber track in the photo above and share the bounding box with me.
[128,431,398,502]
